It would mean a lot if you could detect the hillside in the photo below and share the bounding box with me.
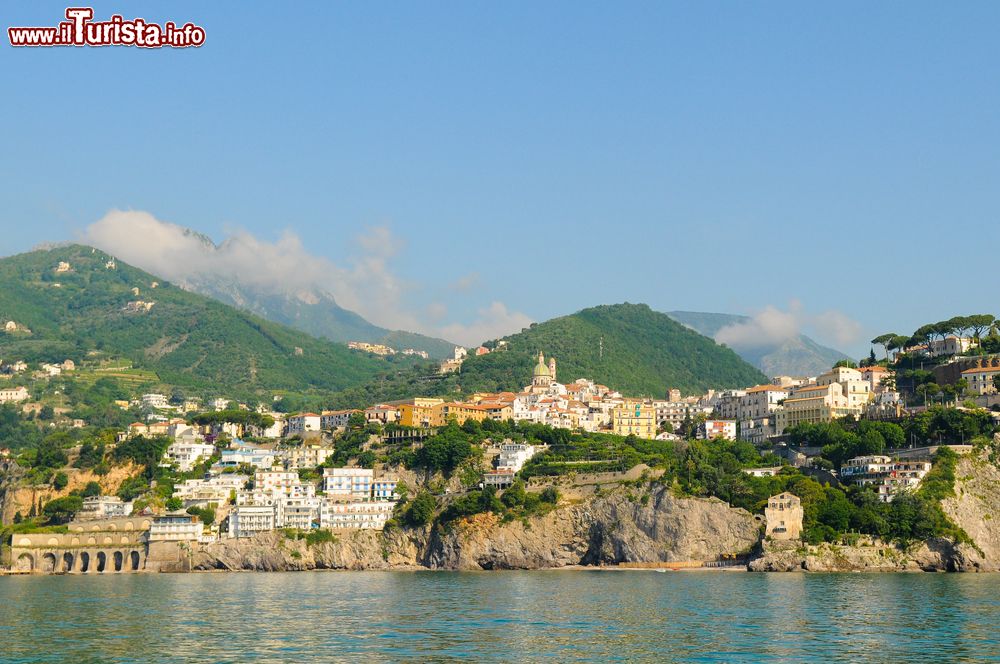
[666,310,849,376]
[0,246,398,396]
[452,304,765,396]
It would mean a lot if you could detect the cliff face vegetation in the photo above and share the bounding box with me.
[193,485,761,572]
[192,447,1000,575]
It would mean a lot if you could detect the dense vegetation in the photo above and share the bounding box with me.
[0,245,399,399]
[377,416,974,546]
[329,304,768,406]
[453,304,766,396]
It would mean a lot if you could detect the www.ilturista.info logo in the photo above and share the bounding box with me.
[8,7,205,48]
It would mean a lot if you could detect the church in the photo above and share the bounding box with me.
[526,351,563,395]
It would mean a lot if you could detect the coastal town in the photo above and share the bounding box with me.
[3,310,999,574]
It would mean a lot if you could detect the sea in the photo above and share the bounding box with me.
[0,570,998,662]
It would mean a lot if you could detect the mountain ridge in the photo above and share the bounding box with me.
[666,310,850,377]
[0,245,409,398]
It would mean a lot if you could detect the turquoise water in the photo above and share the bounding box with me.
[1,571,999,662]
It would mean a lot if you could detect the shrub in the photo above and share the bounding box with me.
[404,491,436,527]
[43,495,83,524]
[52,471,69,491]
[306,529,336,546]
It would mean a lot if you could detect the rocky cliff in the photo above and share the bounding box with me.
[748,537,981,572]
[750,448,1000,573]
[192,484,761,572]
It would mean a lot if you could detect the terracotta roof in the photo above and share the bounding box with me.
[962,366,1000,374]
[746,385,787,393]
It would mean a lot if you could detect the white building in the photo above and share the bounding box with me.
[372,476,399,500]
[840,455,932,502]
[165,441,216,472]
[497,443,536,473]
[320,410,358,430]
[142,393,170,410]
[213,443,276,471]
[173,475,247,507]
[149,514,203,541]
[286,413,322,436]
[743,467,782,478]
[283,444,336,470]
[697,420,737,440]
[737,385,789,444]
[323,467,374,499]
[254,470,316,499]
[928,336,977,357]
[77,496,133,520]
[228,505,276,538]
[319,499,395,530]
[0,386,29,403]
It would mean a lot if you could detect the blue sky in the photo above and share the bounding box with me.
[2,2,999,352]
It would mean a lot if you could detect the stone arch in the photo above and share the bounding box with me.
[124,522,134,531]
[79,552,91,573]
[71,537,80,546]
[102,536,113,545]
[113,551,124,572]
[15,553,34,572]
[108,524,118,531]
[40,552,57,574]
[87,537,96,545]
[130,551,141,571]
[62,552,74,573]
[17,537,31,547]
[90,525,101,532]
[140,520,151,529]
[46,537,59,546]
[96,551,107,573]
[120,536,130,545]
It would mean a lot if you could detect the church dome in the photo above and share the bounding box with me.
[533,352,550,377]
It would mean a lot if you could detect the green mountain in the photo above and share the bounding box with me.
[666,310,850,377]
[0,246,403,397]
[451,303,766,397]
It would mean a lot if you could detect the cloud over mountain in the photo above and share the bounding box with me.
[715,301,862,351]
[81,209,531,346]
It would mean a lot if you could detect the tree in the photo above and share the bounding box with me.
[347,412,367,429]
[34,433,69,470]
[993,374,1000,394]
[888,335,911,359]
[52,471,69,490]
[967,315,995,342]
[872,333,897,363]
[38,405,55,421]
[404,491,436,527]
[540,487,560,504]
[43,495,83,524]
[165,497,183,511]
[82,481,101,497]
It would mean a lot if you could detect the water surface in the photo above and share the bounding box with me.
[1,570,998,662]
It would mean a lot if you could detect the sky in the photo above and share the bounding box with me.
[2,2,999,353]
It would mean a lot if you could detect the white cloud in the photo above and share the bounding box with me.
[715,302,862,350]
[80,209,531,345]
[715,304,801,349]
[812,310,863,347]
[438,302,534,348]
[450,272,480,292]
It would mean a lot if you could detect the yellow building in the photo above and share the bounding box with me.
[611,403,656,439]
[398,398,445,428]
[432,402,514,426]
[774,383,861,434]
